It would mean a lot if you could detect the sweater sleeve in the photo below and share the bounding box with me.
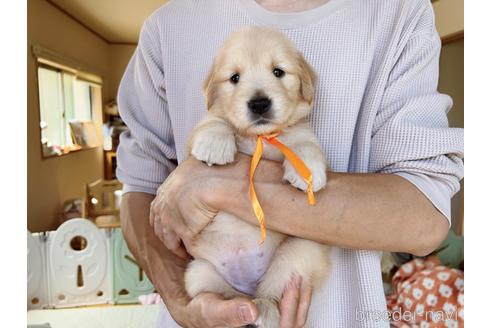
[116,18,177,195]
[368,4,464,224]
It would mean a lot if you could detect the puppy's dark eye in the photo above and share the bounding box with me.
[230,73,240,84]
[273,68,285,78]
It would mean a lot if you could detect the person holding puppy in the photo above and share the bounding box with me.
[117,0,464,327]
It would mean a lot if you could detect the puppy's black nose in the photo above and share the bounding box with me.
[248,97,271,115]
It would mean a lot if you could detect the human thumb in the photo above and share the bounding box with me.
[212,298,258,327]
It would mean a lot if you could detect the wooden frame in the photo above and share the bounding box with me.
[34,58,103,159]
[85,179,122,218]
[441,30,464,45]
[104,151,117,180]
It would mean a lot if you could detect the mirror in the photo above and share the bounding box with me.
[37,65,102,158]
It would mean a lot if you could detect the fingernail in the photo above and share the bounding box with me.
[239,304,254,323]
[297,276,303,288]
[293,275,302,289]
[288,275,297,290]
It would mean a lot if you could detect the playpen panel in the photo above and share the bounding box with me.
[47,218,112,308]
[27,231,50,310]
[112,228,154,304]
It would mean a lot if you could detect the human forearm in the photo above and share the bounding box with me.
[210,171,449,256]
[120,192,190,321]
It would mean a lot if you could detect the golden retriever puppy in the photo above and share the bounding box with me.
[185,26,331,328]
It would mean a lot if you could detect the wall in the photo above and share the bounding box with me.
[107,45,136,101]
[28,0,109,232]
[439,39,464,128]
[433,0,464,37]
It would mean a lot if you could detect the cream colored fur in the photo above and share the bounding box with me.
[185,27,331,328]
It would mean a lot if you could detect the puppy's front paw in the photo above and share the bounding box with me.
[283,158,326,192]
[250,298,280,328]
[191,131,237,166]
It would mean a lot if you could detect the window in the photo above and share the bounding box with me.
[37,65,101,157]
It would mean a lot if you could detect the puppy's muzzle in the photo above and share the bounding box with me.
[248,96,271,116]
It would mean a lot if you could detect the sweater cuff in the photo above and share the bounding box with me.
[122,184,158,196]
[394,172,452,226]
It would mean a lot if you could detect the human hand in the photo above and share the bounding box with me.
[149,154,284,259]
[149,157,220,259]
[278,275,313,328]
[175,277,312,328]
[175,293,258,328]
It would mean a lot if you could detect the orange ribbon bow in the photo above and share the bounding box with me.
[249,133,316,244]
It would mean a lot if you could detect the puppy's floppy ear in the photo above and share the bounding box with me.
[202,60,218,110]
[297,53,318,106]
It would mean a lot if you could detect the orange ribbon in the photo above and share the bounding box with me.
[249,133,316,244]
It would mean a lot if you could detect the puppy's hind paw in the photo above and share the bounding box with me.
[251,298,280,328]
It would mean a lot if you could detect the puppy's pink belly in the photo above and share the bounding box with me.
[214,248,272,295]
[193,211,285,296]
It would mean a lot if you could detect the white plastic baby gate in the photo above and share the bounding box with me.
[47,218,112,308]
[27,231,50,310]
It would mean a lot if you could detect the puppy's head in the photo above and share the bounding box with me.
[203,26,317,135]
